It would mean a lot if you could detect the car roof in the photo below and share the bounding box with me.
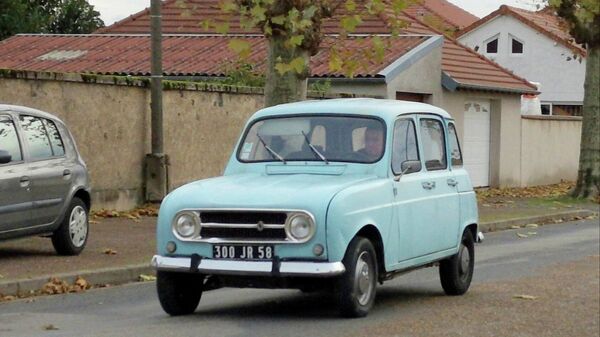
[251,98,452,121]
[0,104,65,124]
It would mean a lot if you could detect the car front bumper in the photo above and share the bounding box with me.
[151,255,345,277]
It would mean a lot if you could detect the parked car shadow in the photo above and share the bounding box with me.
[190,285,445,319]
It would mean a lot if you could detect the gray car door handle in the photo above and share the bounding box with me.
[19,176,30,187]
[422,181,436,190]
[63,169,72,177]
[447,179,458,187]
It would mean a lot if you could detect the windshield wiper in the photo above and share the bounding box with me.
[301,131,329,164]
[257,134,286,164]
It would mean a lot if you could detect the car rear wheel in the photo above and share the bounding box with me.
[51,197,89,255]
[157,271,204,316]
[439,230,474,295]
[335,236,378,318]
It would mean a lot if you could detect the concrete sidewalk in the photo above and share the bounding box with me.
[1,197,598,299]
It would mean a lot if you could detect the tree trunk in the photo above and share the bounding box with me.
[264,34,309,107]
[572,44,600,200]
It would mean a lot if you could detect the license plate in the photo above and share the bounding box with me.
[212,245,274,260]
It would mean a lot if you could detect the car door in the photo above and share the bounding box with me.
[0,114,32,233]
[18,115,71,226]
[392,116,428,262]
[417,116,460,252]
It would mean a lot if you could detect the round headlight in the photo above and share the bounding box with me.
[288,214,314,241]
[174,212,198,238]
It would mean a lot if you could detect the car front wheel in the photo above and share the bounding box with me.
[439,229,474,295]
[157,271,204,316]
[335,236,378,318]
[51,197,89,255]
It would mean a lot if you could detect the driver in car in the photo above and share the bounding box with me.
[356,126,384,161]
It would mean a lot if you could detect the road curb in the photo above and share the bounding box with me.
[480,209,597,233]
[0,263,153,297]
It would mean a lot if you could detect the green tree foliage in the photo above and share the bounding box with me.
[205,0,413,106]
[0,0,104,40]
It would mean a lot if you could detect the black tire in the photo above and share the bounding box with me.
[335,236,378,318]
[439,230,474,296]
[156,271,204,316]
[51,197,89,256]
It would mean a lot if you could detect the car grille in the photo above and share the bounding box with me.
[199,211,288,241]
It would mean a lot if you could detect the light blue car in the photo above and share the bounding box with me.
[152,98,481,317]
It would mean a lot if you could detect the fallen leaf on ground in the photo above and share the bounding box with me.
[139,274,157,282]
[513,294,537,300]
[525,223,539,228]
[89,220,99,224]
[42,278,70,295]
[516,233,529,238]
[102,248,118,255]
[43,324,59,331]
[0,274,4,278]
[1,295,16,301]
[510,225,521,229]
[73,277,91,292]
[554,219,564,223]
[527,231,538,235]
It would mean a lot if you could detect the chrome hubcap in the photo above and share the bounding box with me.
[459,244,470,276]
[355,251,373,306]
[69,206,88,248]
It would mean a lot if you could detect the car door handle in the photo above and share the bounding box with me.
[422,181,436,190]
[447,179,458,187]
[19,176,30,187]
[63,169,72,177]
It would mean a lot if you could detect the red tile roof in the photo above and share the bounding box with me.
[0,34,427,78]
[403,0,479,30]
[457,5,585,56]
[94,0,536,93]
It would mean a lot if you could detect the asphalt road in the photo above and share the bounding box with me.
[1,220,598,337]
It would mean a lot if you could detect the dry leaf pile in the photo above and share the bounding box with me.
[91,204,159,222]
[476,181,575,203]
[41,276,91,295]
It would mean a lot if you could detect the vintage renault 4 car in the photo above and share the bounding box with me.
[152,98,481,318]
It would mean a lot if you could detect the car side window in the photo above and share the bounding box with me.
[19,115,53,160]
[392,118,419,174]
[0,116,23,162]
[43,119,65,156]
[448,123,463,167]
[419,118,447,171]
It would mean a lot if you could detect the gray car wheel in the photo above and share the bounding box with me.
[51,197,89,255]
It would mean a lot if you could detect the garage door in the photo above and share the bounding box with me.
[463,101,491,187]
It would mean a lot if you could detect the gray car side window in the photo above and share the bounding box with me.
[0,115,23,162]
[19,115,54,160]
[392,118,419,174]
[43,119,65,156]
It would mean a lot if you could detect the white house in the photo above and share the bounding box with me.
[456,5,586,116]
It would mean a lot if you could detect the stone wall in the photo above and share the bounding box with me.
[0,71,264,210]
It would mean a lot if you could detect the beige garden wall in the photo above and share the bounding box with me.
[520,115,582,186]
[0,72,264,210]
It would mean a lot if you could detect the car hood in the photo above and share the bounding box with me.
[165,173,376,211]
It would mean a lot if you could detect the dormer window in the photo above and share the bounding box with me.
[485,37,498,54]
[511,35,524,55]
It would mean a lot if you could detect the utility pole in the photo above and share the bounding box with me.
[145,0,168,202]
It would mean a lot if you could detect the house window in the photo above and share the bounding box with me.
[541,104,552,115]
[486,38,498,54]
[511,36,524,54]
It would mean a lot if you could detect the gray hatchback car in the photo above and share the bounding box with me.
[0,104,91,255]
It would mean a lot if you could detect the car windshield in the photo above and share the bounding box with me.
[238,115,385,163]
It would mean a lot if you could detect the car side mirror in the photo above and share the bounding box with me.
[394,160,422,182]
[0,150,12,164]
